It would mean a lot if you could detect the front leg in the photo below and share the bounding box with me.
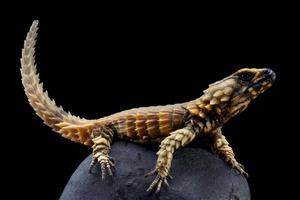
[146,126,197,193]
[89,126,115,180]
[212,129,248,177]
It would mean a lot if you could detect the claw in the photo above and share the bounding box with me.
[238,163,245,170]
[108,159,115,170]
[101,162,106,180]
[89,155,115,179]
[238,167,249,178]
[89,158,97,173]
[110,157,115,164]
[146,169,171,193]
[145,169,157,177]
[106,163,113,176]
[230,160,249,178]
[147,175,159,192]
[155,179,163,193]
[242,171,249,178]
[163,178,169,187]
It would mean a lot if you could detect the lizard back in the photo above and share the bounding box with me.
[98,103,189,143]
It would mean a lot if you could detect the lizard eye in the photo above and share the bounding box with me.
[238,72,255,81]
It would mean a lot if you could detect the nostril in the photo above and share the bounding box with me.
[271,71,276,81]
[264,68,276,81]
[264,68,273,75]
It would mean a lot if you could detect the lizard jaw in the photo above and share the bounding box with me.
[246,68,276,98]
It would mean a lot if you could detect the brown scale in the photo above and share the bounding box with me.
[100,104,188,142]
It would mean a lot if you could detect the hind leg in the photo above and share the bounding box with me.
[89,126,115,179]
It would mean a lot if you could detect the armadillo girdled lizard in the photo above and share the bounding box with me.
[20,20,276,193]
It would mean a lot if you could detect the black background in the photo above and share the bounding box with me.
[7,3,297,200]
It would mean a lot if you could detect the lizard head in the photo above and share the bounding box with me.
[200,68,276,121]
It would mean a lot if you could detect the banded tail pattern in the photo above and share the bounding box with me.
[20,20,95,145]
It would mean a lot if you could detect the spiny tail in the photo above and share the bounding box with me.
[20,20,96,146]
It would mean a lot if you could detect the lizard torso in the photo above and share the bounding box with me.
[97,95,227,144]
[100,103,189,143]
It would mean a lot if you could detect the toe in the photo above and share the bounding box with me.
[89,158,97,173]
[145,169,157,177]
[100,163,106,180]
[163,178,169,188]
[106,163,113,176]
[155,179,163,193]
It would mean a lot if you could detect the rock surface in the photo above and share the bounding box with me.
[60,141,250,200]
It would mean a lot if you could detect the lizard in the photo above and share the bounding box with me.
[20,20,276,193]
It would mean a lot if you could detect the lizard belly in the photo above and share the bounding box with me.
[101,104,188,143]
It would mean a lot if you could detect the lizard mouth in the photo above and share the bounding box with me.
[247,69,276,95]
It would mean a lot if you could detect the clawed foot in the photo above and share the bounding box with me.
[145,169,172,193]
[229,159,249,178]
[89,154,115,179]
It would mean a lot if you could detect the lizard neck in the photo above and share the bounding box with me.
[184,97,230,133]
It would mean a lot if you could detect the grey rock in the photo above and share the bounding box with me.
[60,141,250,200]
